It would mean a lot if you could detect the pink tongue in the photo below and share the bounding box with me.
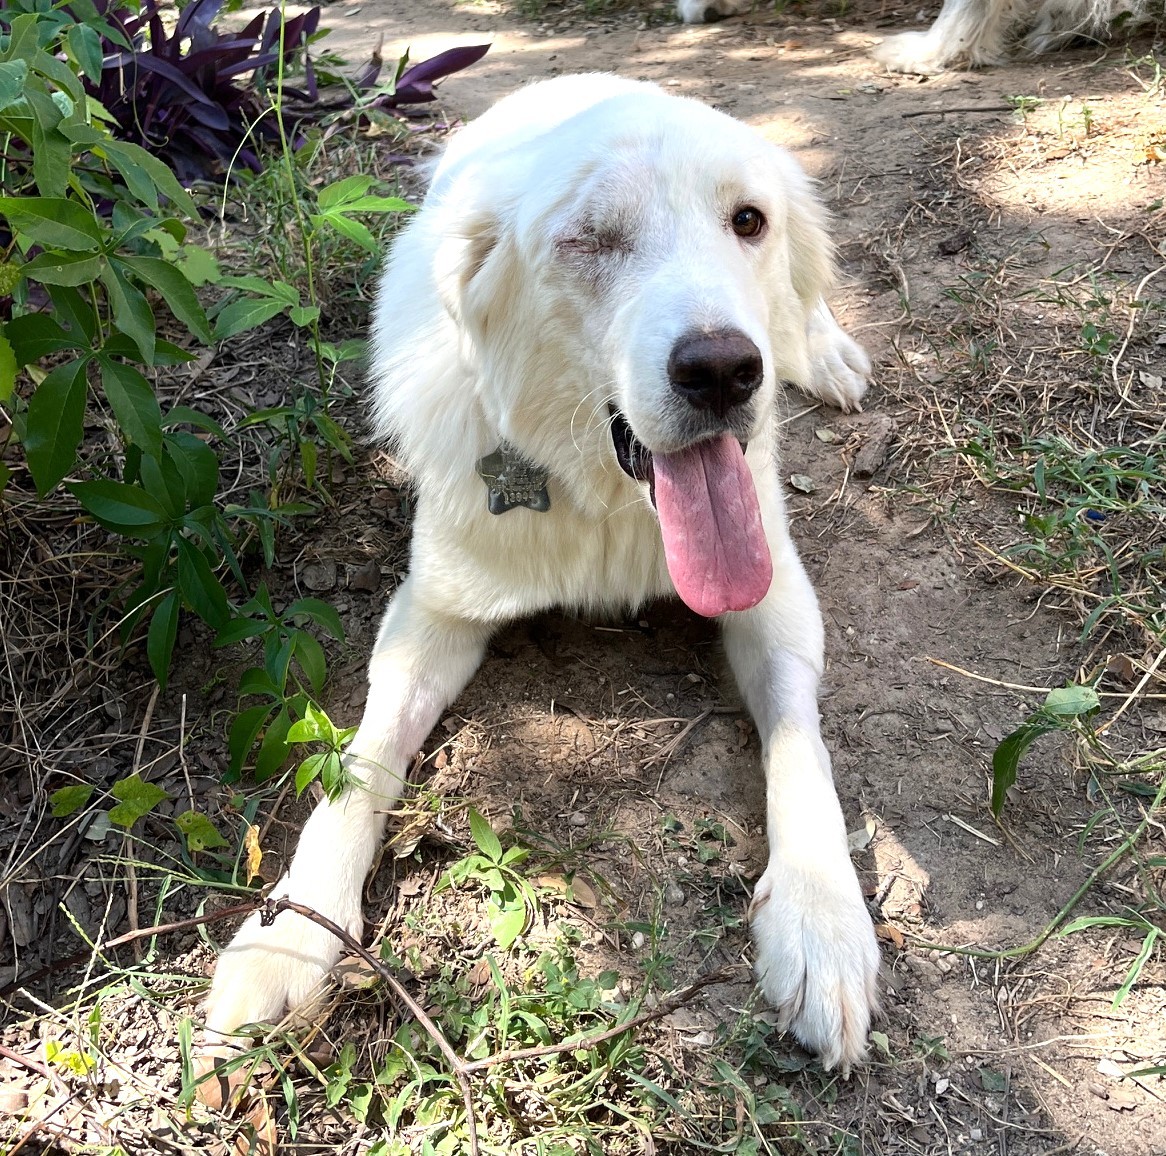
[652,434,773,617]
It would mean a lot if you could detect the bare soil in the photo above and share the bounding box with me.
[2,1,1164,1153]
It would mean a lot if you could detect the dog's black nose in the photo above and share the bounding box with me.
[667,330,764,418]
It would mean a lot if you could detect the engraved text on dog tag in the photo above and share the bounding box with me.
[476,445,551,514]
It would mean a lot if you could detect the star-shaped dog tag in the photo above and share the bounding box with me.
[476,445,551,515]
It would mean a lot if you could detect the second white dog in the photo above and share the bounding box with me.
[205,74,880,1071]
[677,0,1149,74]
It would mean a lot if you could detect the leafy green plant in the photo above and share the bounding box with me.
[286,700,357,799]
[219,584,345,782]
[436,809,538,950]
[991,684,1100,818]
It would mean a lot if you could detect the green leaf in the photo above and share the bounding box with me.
[1043,684,1100,717]
[228,704,274,777]
[24,356,88,494]
[26,89,70,197]
[0,330,15,403]
[333,195,414,215]
[293,632,327,695]
[21,250,104,287]
[286,598,345,640]
[287,703,328,744]
[295,750,328,795]
[311,211,379,254]
[468,808,503,863]
[175,809,229,853]
[316,175,375,211]
[108,773,167,828]
[164,432,218,507]
[255,708,293,782]
[489,900,526,951]
[50,783,95,818]
[991,684,1101,818]
[119,255,212,344]
[0,61,29,112]
[211,296,290,341]
[0,197,102,251]
[288,305,320,328]
[99,357,163,456]
[101,143,199,219]
[66,22,104,84]
[3,313,81,366]
[46,285,98,345]
[176,538,229,630]
[71,479,169,533]
[147,590,180,688]
[103,260,155,364]
[1112,928,1157,1008]
[176,245,221,287]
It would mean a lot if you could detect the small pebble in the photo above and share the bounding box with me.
[664,883,685,905]
[569,811,587,827]
[631,930,646,950]
[970,1128,983,1141]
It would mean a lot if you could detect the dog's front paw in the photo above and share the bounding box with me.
[807,328,871,413]
[203,898,359,1039]
[750,857,880,1071]
[804,303,871,413]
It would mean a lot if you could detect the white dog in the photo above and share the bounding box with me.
[677,0,1150,74]
[204,74,880,1071]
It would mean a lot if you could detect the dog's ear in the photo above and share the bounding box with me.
[786,187,835,309]
[775,154,836,308]
[433,205,520,347]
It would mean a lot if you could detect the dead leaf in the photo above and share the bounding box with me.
[875,923,906,950]
[847,817,876,852]
[469,957,492,987]
[788,473,816,494]
[567,875,599,909]
[236,1092,277,1155]
[1106,654,1137,684]
[533,873,570,897]
[336,954,382,990]
[244,824,263,882]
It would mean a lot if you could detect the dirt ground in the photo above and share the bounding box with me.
[2,1,1165,1153]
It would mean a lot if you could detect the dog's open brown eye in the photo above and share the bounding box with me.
[732,206,765,238]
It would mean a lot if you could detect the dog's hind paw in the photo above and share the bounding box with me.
[750,857,881,1072]
[871,31,951,75]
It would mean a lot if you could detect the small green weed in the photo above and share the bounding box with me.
[436,808,539,950]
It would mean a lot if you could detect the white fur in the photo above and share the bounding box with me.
[674,0,1149,73]
[873,0,1150,73]
[204,74,878,1071]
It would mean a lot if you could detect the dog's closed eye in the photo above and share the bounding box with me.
[557,226,632,257]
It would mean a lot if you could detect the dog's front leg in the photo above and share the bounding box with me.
[204,576,492,1039]
[721,546,880,1072]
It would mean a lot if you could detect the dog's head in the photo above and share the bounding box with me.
[429,79,835,615]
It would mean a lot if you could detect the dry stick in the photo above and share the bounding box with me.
[0,1042,54,1082]
[460,963,739,1073]
[124,682,162,961]
[900,105,1015,118]
[924,656,1166,700]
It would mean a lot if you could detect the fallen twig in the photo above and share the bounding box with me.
[901,105,1015,118]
